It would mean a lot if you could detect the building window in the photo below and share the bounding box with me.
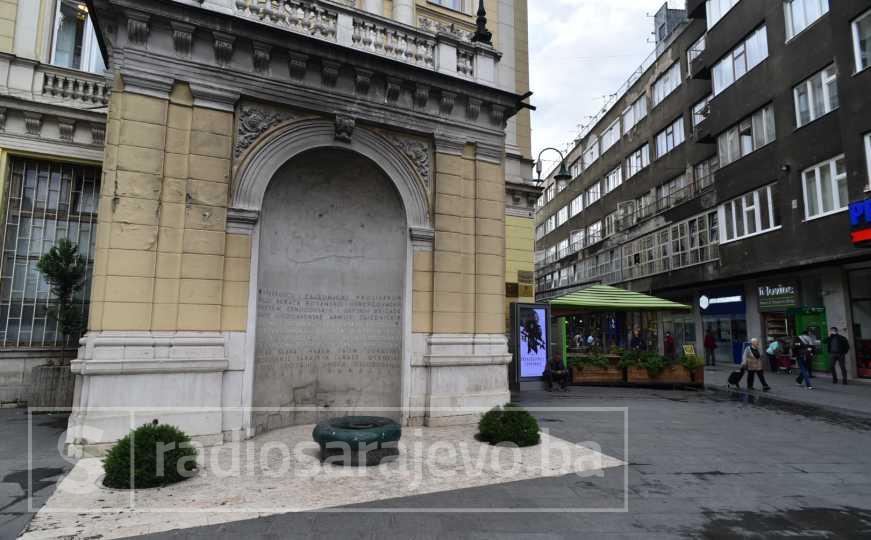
[570,160,582,179]
[692,95,712,127]
[656,117,686,158]
[624,211,719,280]
[546,246,556,264]
[570,229,585,251]
[622,95,648,135]
[688,34,706,65]
[785,0,829,41]
[51,0,107,73]
[717,104,776,167]
[557,239,570,259]
[657,174,689,211]
[604,211,617,238]
[583,137,600,168]
[706,0,741,29]
[601,120,621,154]
[695,156,720,190]
[587,221,603,245]
[0,157,99,347]
[637,191,656,220]
[535,225,544,241]
[427,0,470,14]
[652,62,681,107]
[866,132,871,190]
[719,183,781,243]
[713,25,768,95]
[794,64,838,128]
[626,144,650,179]
[802,155,848,220]
[545,215,556,234]
[853,9,871,73]
[570,194,584,218]
[556,205,568,227]
[546,184,555,202]
[604,166,622,194]
[585,183,601,206]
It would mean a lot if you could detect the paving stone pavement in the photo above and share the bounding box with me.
[0,410,71,540]
[122,387,871,540]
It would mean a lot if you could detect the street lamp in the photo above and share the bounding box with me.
[535,147,572,185]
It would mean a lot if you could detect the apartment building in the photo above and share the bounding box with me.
[0,0,108,404]
[534,0,871,379]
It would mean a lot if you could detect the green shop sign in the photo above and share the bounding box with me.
[758,283,797,311]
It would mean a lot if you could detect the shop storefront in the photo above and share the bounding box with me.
[849,268,871,379]
[699,287,747,365]
[661,296,696,356]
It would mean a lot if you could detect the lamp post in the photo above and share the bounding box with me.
[535,147,572,185]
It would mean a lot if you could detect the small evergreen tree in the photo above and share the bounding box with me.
[36,238,87,364]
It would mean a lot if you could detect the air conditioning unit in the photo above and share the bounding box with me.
[616,201,636,231]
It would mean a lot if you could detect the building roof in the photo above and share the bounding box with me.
[547,284,690,311]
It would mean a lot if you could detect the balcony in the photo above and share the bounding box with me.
[233,0,500,87]
[686,0,706,19]
[692,114,715,144]
[39,65,112,107]
[689,48,710,80]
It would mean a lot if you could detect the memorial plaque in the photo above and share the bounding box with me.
[253,149,406,432]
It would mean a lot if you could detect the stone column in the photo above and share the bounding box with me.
[362,0,383,16]
[392,0,414,25]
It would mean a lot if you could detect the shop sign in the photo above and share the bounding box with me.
[698,287,746,315]
[850,198,871,247]
[758,282,797,312]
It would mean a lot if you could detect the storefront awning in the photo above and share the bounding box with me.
[546,284,691,311]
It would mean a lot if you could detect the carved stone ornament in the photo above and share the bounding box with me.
[466,96,481,121]
[235,105,299,158]
[252,42,272,73]
[171,21,195,57]
[439,91,456,115]
[334,114,355,143]
[383,132,432,190]
[57,117,76,141]
[90,122,106,145]
[288,52,309,81]
[24,112,42,136]
[490,104,505,126]
[414,84,430,108]
[417,15,474,42]
[213,31,236,66]
[126,12,150,46]
[354,68,373,95]
[386,77,401,103]
[321,60,341,87]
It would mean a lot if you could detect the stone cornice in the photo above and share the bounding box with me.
[189,82,240,112]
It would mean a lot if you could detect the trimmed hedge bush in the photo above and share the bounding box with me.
[103,423,198,489]
[478,404,540,447]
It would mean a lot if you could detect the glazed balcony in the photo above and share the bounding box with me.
[231,0,500,87]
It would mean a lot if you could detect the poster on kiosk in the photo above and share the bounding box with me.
[511,303,551,386]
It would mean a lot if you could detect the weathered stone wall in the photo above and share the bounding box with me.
[90,80,242,333]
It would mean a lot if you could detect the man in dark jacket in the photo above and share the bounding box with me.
[826,327,850,385]
[630,329,647,352]
[544,356,570,391]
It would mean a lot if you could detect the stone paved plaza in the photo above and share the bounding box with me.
[5,384,871,539]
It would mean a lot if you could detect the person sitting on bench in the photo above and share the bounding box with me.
[544,357,570,391]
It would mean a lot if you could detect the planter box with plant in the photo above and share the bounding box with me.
[620,351,705,385]
[569,353,623,384]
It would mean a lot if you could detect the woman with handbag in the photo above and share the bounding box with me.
[741,338,771,391]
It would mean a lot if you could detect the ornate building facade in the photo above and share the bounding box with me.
[62,0,534,450]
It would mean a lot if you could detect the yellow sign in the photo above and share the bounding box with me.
[683,344,697,358]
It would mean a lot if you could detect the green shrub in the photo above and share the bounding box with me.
[638,353,668,377]
[103,423,198,489]
[478,404,540,447]
[569,353,611,371]
[679,354,705,371]
[608,345,624,356]
[618,350,642,369]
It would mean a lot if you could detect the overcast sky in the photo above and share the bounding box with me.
[529,0,673,174]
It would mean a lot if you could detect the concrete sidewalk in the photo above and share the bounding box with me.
[705,365,871,417]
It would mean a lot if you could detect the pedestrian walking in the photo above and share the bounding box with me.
[704,330,717,366]
[543,356,570,392]
[741,338,771,391]
[826,327,850,385]
[664,331,676,360]
[795,331,815,389]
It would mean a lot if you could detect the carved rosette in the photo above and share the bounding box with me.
[334,114,355,143]
[379,130,432,191]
